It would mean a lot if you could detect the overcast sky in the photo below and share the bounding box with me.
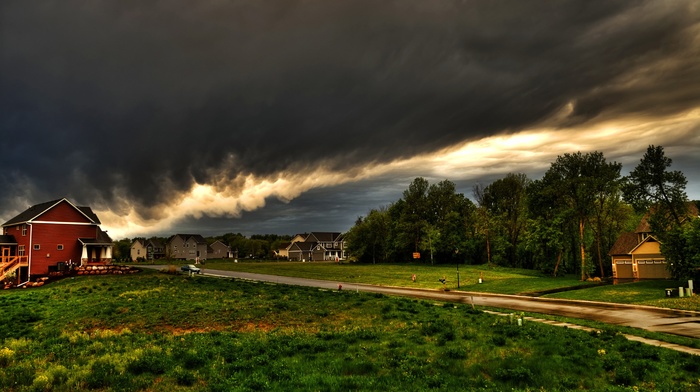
[2,1,699,239]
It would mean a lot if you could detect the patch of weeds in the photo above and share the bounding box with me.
[172,366,197,386]
[128,348,171,375]
[494,365,534,385]
[441,345,467,359]
[86,358,132,390]
[341,360,377,376]
[613,366,635,386]
[180,348,209,370]
[491,335,507,347]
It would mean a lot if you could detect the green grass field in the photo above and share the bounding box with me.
[1,271,699,391]
[186,260,700,311]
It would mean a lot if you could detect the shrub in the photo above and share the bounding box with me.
[0,347,14,367]
[160,265,179,275]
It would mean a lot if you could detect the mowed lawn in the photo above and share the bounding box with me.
[202,261,593,295]
[194,260,700,311]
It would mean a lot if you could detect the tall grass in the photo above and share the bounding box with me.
[0,272,698,391]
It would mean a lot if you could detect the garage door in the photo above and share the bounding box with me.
[615,260,634,279]
[637,260,670,279]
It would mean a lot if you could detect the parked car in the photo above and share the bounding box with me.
[181,264,201,274]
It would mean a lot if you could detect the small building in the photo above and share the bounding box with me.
[1,198,113,282]
[167,234,208,261]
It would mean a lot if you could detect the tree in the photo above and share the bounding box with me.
[660,219,700,280]
[479,173,530,267]
[623,145,689,229]
[624,145,691,279]
[473,183,493,266]
[586,158,623,277]
[113,238,133,262]
[539,151,621,280]
[399,178,430,258]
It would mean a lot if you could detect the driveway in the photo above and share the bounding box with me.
[141,266,700,340]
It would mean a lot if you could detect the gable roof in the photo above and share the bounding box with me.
[79,228,113,245]
[2,198,100,226]
[146,238,164,248]
[169,234,207,245]
[629,235,661,255]
[305,232,344,242]
[608,232,638,256]
[210,240,230,249]
[289,242,315,251]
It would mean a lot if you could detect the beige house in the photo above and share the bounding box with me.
[208,240,231,259]
[167,234,208,261]
[610,204,698,279]
[130,239,147,261]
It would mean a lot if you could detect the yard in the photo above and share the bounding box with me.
[1,271,699,391]
[193,260,700,311]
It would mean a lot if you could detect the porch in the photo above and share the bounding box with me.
[1,237,28,279]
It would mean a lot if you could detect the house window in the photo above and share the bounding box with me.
[57,244,64,251]
[137,249,141,255]
[33,244,40,251]
[18,245,25,256]
[22,225,27,236]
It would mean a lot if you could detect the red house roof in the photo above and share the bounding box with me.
[2,198,101,226]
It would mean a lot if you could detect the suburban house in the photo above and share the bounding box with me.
[130,238,165,261]
[1,198,113,282]
[166,234,209,261]
[610,204,698,279]
[285,232,346,262]
[273,242,291,259]
[208,240,232,259]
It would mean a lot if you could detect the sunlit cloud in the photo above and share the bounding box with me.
[98,108,700,238]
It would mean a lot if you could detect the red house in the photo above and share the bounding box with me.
[1,198,113,283]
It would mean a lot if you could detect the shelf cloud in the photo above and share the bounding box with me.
[2,1,699,238]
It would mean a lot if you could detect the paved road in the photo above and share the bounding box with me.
[145,266,700,340]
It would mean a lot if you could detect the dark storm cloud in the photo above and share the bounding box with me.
[1,0,699,218]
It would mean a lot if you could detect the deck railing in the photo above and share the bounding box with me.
[0,255,29,276]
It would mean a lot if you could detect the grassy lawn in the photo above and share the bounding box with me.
[163,260,700,311]
[1,271,699,391]
[545,279,700,311]
[198,260,596,295]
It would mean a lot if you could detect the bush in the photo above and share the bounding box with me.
[160,265,179,275]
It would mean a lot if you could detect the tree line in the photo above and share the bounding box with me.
[345,145,699,280]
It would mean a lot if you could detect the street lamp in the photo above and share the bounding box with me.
[455,249,460,288]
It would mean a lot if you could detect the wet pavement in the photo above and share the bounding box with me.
[142,266,700,345]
